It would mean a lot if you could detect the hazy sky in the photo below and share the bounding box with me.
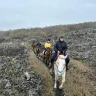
[0,0,96,30]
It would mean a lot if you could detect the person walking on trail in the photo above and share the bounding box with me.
[50,36,70,71]
[44,39,52,55]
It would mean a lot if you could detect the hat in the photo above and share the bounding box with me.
[59,36,64,38]
[47,39,50,41]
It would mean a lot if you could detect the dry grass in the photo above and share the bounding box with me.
[28,48,54,96]
[63,59,96,96]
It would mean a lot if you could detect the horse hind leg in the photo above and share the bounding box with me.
[46,60,50,66]
[38,54,40,59]
[38,53,41,59]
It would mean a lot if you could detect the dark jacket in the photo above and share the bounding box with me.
[54,40,68,53]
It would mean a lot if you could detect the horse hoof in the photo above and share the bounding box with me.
[59,85,63,89]
[49,69,52,73]
[54,85,57,89]
[54,87,57,89]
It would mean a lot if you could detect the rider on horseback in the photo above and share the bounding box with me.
[50,36,70,71]
[44,39,52,55]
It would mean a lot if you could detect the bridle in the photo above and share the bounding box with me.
[56,55,66,74]
[56,63,66,74]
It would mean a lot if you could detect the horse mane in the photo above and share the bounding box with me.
[46,47,51,50]
[58,55,67,59]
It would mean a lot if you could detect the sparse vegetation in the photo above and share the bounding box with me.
[0,22,96,96]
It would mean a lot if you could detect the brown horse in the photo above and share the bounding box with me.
[36,46,41,59]
[32,43,36,52]
[43,47,52,66]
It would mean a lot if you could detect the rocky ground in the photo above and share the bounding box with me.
[0,41,42,96]
[63,28,96,68]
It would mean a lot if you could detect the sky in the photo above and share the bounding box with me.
[0,0,96,30]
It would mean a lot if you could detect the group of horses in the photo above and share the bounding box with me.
[32,43,52,66]
[32,43,67,89]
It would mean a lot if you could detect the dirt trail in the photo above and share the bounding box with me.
[28,49,65,96]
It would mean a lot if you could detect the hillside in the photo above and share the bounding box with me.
[0,22,96,68]
[0,22,96,96]
[0,21,96,39]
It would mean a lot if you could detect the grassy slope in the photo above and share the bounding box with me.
[64,59,96,96]
[28,48,55,96]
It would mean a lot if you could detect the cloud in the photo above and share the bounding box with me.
[0,0,96,30]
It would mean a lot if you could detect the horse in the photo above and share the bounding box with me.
[54,54,67,89]
[36,46,41,58]
[43,48,52,66]
[32,43,36,52]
